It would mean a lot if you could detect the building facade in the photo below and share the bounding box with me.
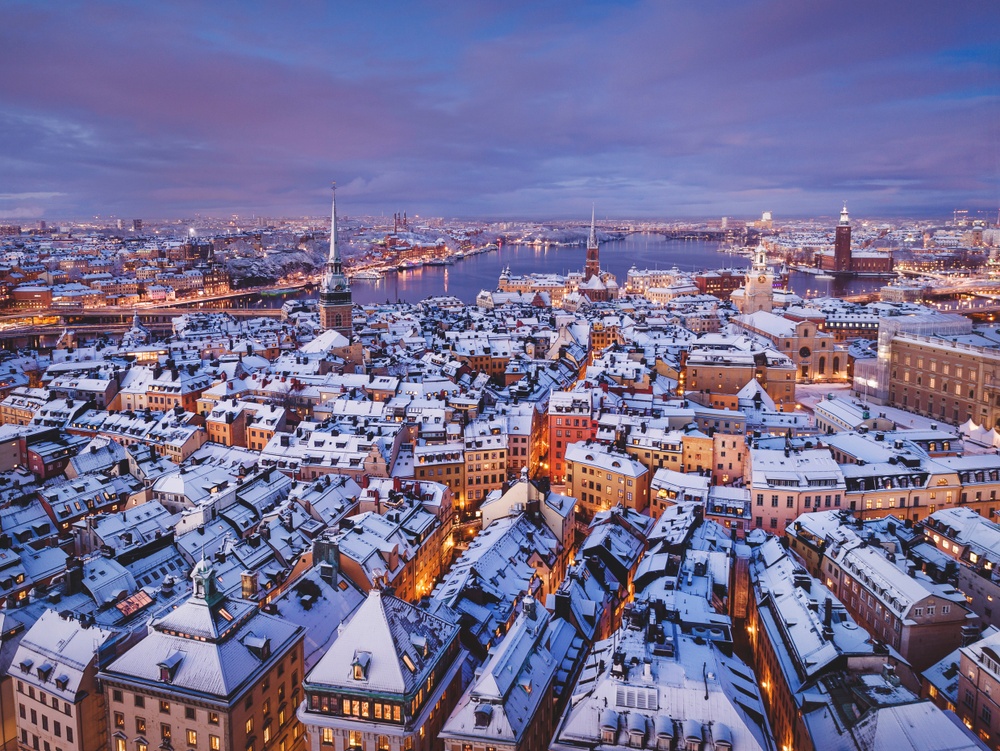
[299,588,468,751]
[99,559,306,751]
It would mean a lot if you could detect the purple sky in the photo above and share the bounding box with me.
[1,0,998,221]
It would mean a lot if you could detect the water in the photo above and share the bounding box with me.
[226,234,887,308]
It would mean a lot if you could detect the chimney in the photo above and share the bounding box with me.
[522,595,537,620]
[241,571,259,600]
[547,579,573,619]
[962,624,981,646]
[65,558,84,595]
[313,535,340,585]
[823,597,834,640]
[881,662,901,687]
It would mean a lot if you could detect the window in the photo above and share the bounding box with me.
[136,718,146,734]
[115,713,125,729]
[161,725,171,741]
[66,729,73,744]
[187,730,197,747]
[160,701,170,714]
[113,690,124,703]
[208,713,219,726]
[185,708,195,721]
[320,729,334,746]
[349,731,362,749]
[116,738,126,751]
[245,718,253,736]
[135,696,145,708]
[378,737,390,751]
[210,737,220,751]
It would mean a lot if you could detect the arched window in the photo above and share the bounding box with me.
[819,356,826,374]
[833,356,840,373]
[334,313,343,328]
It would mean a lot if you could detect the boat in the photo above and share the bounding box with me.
[349,270,383,281]
[397,260,423,271]
[816,273,836,280]
[425,258,452,267]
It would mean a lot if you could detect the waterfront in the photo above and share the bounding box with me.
[218,235,888,308]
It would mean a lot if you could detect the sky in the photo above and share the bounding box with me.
[1,0,998,221]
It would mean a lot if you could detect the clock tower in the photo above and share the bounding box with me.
[738,242,774,314]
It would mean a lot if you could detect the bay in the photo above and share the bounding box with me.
[224,234,887,308]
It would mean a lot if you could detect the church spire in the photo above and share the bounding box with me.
[584,205,601,281]
[328,183,341,275]
[319,181,353,338]
[588,205,597,250]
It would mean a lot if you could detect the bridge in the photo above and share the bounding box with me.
[0,291,293,344]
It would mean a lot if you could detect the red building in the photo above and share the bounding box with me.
[818,205,894,276]
[694,269,744,300]
[547,391,595,484]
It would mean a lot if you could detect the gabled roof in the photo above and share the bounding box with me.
[305,587,457,697]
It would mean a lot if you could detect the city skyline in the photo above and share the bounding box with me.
[1,0,998,220]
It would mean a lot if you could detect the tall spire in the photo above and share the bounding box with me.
[588,204,597,250]
[839,202,850,226]
[328,182,341,274]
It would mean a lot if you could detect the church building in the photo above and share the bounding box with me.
[732,242,774,314]
[319,184,353,338]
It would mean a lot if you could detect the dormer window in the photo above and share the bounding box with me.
[37,662,53,681]
[158,651,184,683]
[473,704,493,729]
[245,636,271,661]
[352,651,371,681]
[410,634,428,658]
[19,658,32,674]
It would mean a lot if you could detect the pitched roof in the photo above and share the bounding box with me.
[305,588,457,696]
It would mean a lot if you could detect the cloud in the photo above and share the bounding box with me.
[0,0,996,218]
[0,192,66,201]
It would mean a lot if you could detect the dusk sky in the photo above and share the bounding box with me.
[1,0,998,221]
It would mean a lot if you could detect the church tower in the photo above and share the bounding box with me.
[739,242,774,314]
[584,206,600,281]
[319,183,353,338]
[834,203,852,273]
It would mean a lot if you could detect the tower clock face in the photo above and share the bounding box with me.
[758,275,767,283]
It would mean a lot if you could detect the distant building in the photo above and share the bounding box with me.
[732,243,774,315]
[816,205,894,276]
